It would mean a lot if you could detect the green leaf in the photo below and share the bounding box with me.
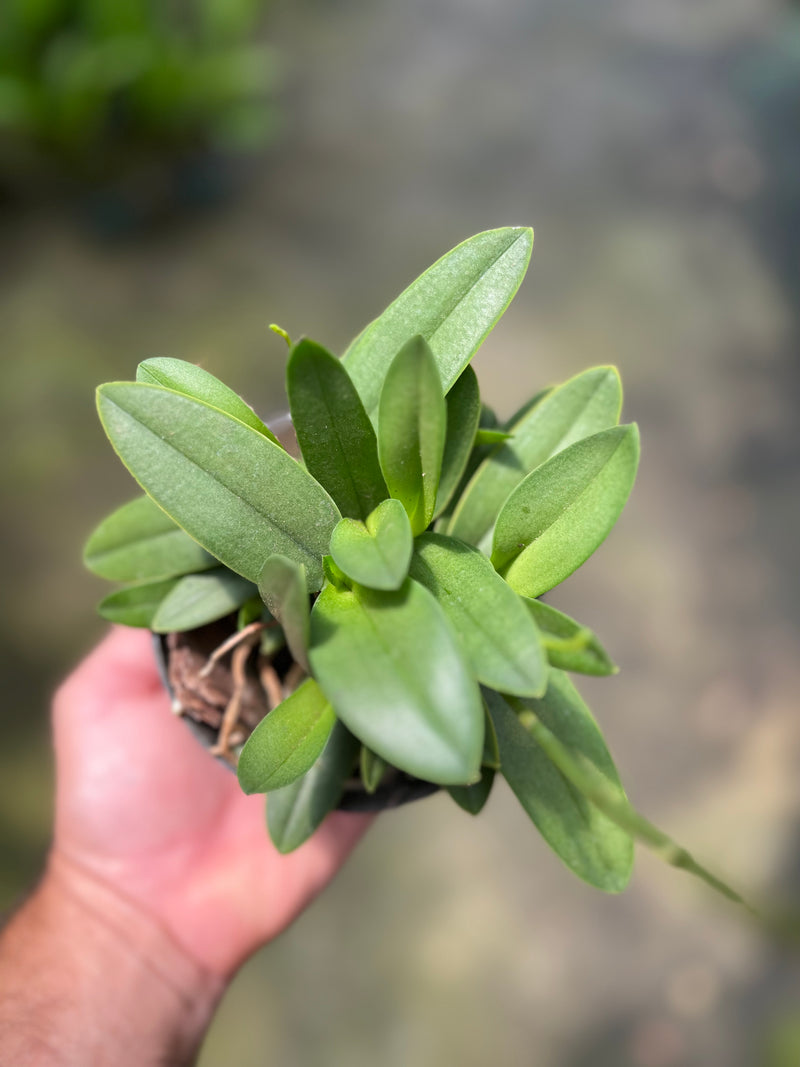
[150,570,256,633]
[450,367,623,551]
[286,339,388,519]
[473,428,513,446]
[97,577,179,628]
[266,721,360,854]
[492,424,640,597]
[505,681,752,908]
[237,596,266,631]
[322,554,350,591]
[482,702,501,769]
[309,581,483,785]
[84,495,218,582]
[360,746,387,794]
[524,598,617,676]
[409,533,547,698]
[343,227,533,420]
[97,383,341,590]
[502,387,553,430]
[329,498,413,591]
[258,555,310,671]
[448,767,495,815]
[434,364,481,518]
[377,336,446,535]
[136,357,280,445]
[434,403,509,529]
[237,679,336,794]
[486,678,634,892]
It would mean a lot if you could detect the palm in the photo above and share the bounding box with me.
[52,627,369,976]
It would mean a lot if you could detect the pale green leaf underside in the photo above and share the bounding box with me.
[258,555,310,672]
[137,357,280,445]
[409,533,547,698]
[309,581,483,785]
[434,364,481,518]
[238,678,336,794]
[286,339,387,520]
[377,336,446,535]
[487,676,634,892]
[449,366,622,552]
[524,597,617,676]
[343,227,533,420]
[266,721,359,853]
[493,424,640,597]
[84,495,217,582]
[329,498,413,591]
[97,577,179,628]
[150,570,256,633]
[97,383,341,591]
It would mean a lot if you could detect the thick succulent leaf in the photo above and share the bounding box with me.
[409,533,547,698]
[448,767,495,815]
[286,339,388,519]
[97,383,340,590]
[524,598,617,676]
[266,721,360,854]
[258,555,310,671]
[237,679,336,794]
[486,678,634,892]
[84,495,217,582]
[97,578,179,628]
[493,424,640,596]
[150,570,256,633]
[309,580,484,785]
[343,227,533,420]
[434,364,481,518]
[506,681,751,907]
[329,498,413,591]
[377,336,446,535]
[360,747,387,794]
[136,357,280,445]
[450,367,622,551]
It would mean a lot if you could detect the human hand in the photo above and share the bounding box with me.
[51,625,372,978]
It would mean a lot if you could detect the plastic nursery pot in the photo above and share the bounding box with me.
[151,627,439,813]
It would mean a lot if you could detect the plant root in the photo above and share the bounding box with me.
[198,620,271,679]
[210,632,259,761]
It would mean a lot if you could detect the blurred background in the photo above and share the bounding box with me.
[2,0,800,1063]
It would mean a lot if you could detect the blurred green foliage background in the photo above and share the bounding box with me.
[2,0,800,1064]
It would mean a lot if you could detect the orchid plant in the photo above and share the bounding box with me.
[84,227,744,905]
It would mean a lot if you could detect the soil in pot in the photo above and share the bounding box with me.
[155,617,440,813]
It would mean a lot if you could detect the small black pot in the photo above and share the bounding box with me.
[152,633,439,813]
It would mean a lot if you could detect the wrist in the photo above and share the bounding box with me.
[0,854,225,1066]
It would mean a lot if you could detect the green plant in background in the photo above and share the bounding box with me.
[84,227,746,903]
[0,0,276,184]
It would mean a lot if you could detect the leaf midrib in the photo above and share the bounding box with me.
[90,526,203,567]
[446,581,538,688]
[253,704,332,791]
[426,230,528,351]
[499,431,628,565]
[313,359,374,519]
[105,392,322,569]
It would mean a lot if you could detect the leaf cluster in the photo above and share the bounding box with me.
[84,227,744,905]
[0,0,277,184]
